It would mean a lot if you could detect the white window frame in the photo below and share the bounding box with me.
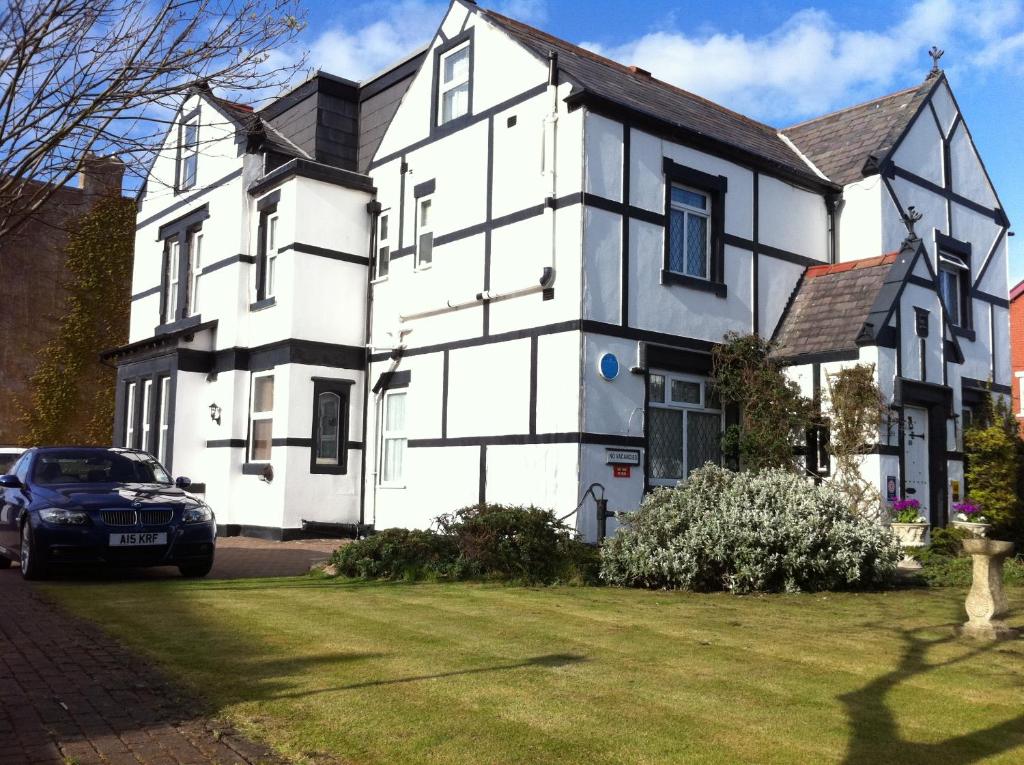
[375,212,390,281]
[125,382,137,448]
[180,117,199,191]
[188,230,203,316]
[647,370,722,487]
[379,389,408,487]
[248,371,275,463]
[939,251,968,327]
[265,213,279,298]
[141,379,153,454]
[415,197,433,270]
[668,184,711,280]
[157,376,170,465]
[165,237,180,322]
[438,42,471,125]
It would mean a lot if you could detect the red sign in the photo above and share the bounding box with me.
[613,465,631,478]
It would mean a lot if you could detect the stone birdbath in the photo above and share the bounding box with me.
[958,539,1019,641]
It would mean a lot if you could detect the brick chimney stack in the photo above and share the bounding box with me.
[78,153,125,198]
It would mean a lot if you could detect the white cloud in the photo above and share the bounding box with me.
[580,0,1024,124]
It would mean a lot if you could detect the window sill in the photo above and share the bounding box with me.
[952,326,976,341]
[250,296,276,312]
[311,463,349,475]
[660,270,727,298]
[377,483,406,490]
[414,263,432,272]
[242,462,271,475]
[371,275,389,285]
[155,314,202,335]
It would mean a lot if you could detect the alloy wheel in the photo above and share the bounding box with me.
[20,523,30,570]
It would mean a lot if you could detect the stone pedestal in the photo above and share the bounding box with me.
[958,539,1019,641]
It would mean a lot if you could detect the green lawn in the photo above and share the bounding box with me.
[41,578,1024,765]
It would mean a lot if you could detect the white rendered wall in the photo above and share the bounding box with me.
[837,176,883,261]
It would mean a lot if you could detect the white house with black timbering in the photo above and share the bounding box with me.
[106,1,1012,540]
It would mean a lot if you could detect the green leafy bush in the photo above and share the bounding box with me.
[600,464,900,593]
[328,505,599,585]
[330,528,461,581]
[913,555,1024,588]
[964,391,1022,536]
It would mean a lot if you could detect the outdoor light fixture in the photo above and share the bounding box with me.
[208,402,221,424]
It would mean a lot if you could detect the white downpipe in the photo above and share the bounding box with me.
[399,54,560,325]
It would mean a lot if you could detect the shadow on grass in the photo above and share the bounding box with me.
[840,620,1024,764]
[266,653,588,699]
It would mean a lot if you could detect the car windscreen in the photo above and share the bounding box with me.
[0,453,19,474]
[33,451,172,485]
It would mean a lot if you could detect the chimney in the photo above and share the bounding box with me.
[628,65,652,78]
[78,153,125,198]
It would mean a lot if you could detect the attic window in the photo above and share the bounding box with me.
[178,116,199,191]
[939,251,969,327]
[438,41,471,125]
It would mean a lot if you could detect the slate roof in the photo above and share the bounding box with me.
[477,7,825,186]
[771,253,900,360]
[781,78,938,185]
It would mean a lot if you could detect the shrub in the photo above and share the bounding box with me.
[600,464,900,593]
[438,504,598,584]
[913,554,1024,588]
[329,528,461,581]
[328,505,599,585]
[964,391,1022,536]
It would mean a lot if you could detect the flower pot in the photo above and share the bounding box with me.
[891,522,929,548]
[952,520,991,538]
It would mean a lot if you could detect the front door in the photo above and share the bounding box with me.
[903,405,930,519]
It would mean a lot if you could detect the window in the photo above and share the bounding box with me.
[416,198,432,269]
[141,379,153,454]
[163,237,180,323]
[376,213,390,280]
[939,251,969,327]
[125,382,137,448]
[248,373,274,462]
[380,390,407,485]
[311,379,352,474]
[668,185,710,279]
[438,42,471,125]
[187,230,203,316]
[257,209,279,301]
[647,371,722,486]
[157,376,170,465]
[179,117,199,191]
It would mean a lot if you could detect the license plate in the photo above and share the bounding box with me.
[109,532,167,547]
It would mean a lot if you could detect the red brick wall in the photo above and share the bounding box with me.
[1010,287,1024,434]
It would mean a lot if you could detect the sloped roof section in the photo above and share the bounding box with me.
[476,7,825,186]
[771,253,900,361]
[781,78,938,185]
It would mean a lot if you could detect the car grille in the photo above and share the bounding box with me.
[99,509,175,527]
[140,509,173,525]
[100,510,137,527]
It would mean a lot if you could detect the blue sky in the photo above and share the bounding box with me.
[292,0,1024,281]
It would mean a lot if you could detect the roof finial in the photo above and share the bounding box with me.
[901,206,923,248]
[928,46,944,77]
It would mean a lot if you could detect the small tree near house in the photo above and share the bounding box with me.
[964,390,1022,537]
[19,195,135,445]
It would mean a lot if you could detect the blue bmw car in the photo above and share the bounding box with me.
[0,447,215,579]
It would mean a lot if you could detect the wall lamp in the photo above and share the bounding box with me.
[208,403,221,425]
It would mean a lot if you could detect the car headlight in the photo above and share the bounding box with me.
[39,508,89,526]
[182,505,214,524]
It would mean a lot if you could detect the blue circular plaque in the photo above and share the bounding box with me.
[598,352,619,380]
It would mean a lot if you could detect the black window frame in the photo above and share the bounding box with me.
[661,158,727,298]
[309,378,354,474]
[255,191,280,304]
[116,365,177,472]
[430,29,474,138]
[175,107,200,193]
[935,231,973,336]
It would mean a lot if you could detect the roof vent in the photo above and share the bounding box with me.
[628,65,651,78]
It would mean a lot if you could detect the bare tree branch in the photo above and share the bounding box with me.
[0,0,307,240]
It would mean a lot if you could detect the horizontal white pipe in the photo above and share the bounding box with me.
[399,282,546,322]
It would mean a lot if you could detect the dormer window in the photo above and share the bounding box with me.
[178,116,199,191]
[438,42,471,125]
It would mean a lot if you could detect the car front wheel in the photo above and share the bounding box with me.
[20,522,47,580]
[178,557,214,578]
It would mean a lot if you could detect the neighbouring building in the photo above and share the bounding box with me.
[106,1,1012,540]
[1010,278,1024,433]
[0,155,125,445]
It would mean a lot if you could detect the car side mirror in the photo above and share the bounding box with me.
[0,474,22,489]
[174,476,192,490]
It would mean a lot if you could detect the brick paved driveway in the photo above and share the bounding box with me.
[0,537,345,764]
